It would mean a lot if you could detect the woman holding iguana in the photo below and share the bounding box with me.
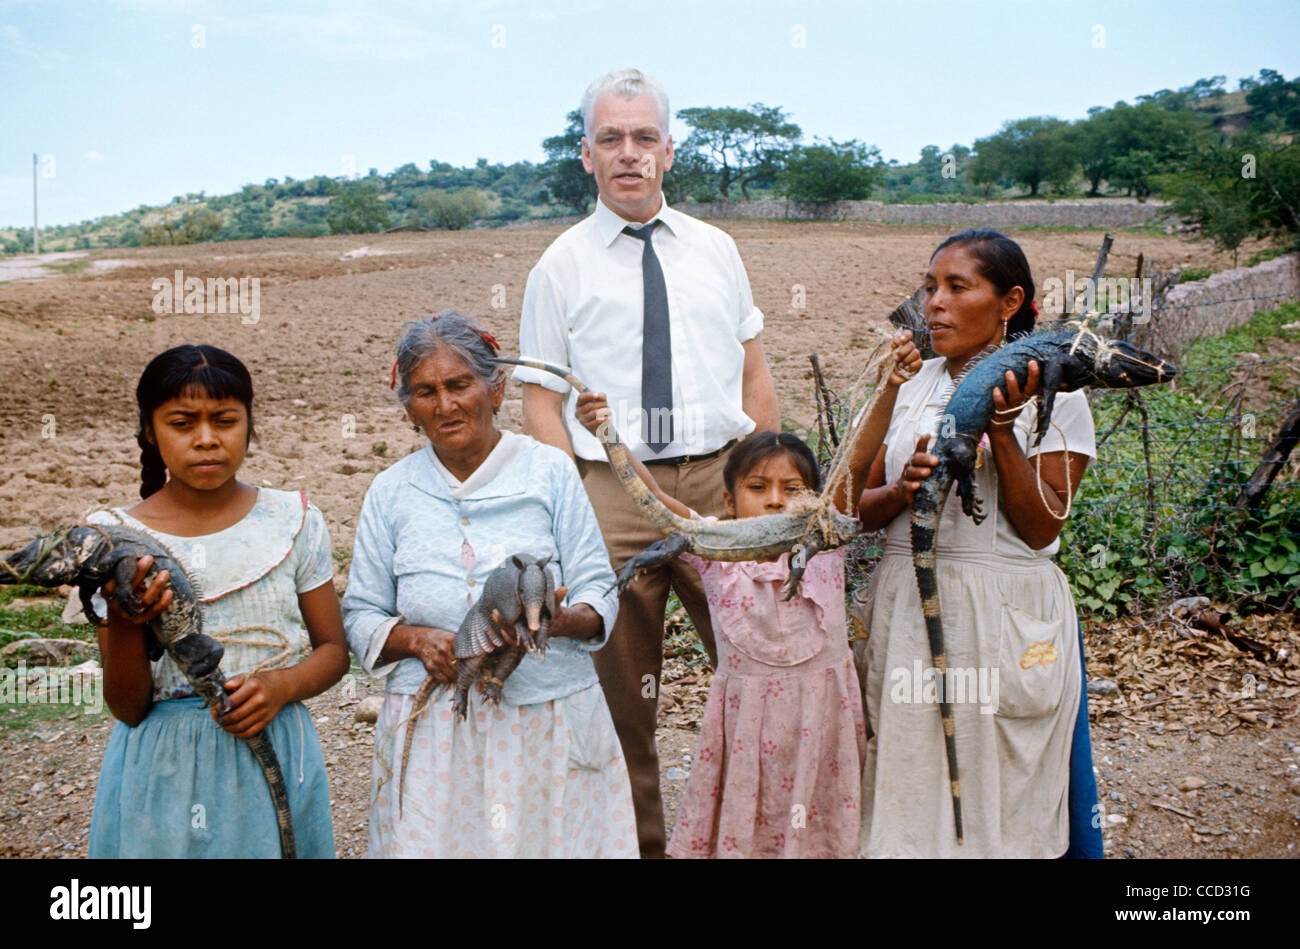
[854,230,1096,858]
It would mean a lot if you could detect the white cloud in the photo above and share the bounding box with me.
[0,23,68,69]
[223,2,458,62]
[83,151,103,161]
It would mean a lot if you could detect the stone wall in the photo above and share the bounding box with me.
[507,199,1169,231]
[683,198,1168,228]
[1132,254,1300,361]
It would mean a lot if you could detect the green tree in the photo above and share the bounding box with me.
[413,189,488,230]
[676,104,801,199]
[540,109,596,214]
[776,138,884,205]
[1157,138,1300,261]
[1242,69,1300,132]
[140,206,225,245]
[1248,142,1300,248]
[663,146,718,204]
[971,117,1072,197]
[1057,102,1214,200]
[326,180,392,234]
[1064,108,1118,196]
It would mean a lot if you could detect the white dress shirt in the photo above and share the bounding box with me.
[513,196,765,461]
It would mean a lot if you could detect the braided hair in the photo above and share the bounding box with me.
[134,345,255,498]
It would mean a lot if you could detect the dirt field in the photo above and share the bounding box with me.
[0,220,1295,858]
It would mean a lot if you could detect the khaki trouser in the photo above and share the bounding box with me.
[576,452,729,859]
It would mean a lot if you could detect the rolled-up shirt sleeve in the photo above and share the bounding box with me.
[548,456,618,650]
[728,238,764,341]
[342,484,404,676]
[512,265,570,393]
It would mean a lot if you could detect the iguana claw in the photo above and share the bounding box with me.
[613,534,690,595]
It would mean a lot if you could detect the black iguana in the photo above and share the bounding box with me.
[1,524,297,858]
[910,325,1177,844]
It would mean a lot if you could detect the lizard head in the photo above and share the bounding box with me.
[1091,338,1177,389]
[1064,329,1177,390]
[0,530,84,587]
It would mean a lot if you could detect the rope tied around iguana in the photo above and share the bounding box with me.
[801,336,915,546]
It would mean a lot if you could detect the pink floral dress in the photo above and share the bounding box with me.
[667,546,866,859]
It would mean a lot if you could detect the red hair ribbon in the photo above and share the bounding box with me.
[1030,299,1039,316]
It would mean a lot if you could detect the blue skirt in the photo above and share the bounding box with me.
[89,697,335,858]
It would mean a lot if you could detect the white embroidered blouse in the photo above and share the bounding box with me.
[76,488,334,702]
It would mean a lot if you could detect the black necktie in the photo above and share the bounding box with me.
[623,222,673,453]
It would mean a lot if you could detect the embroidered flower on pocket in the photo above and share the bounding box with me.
[1019,640,1060,669]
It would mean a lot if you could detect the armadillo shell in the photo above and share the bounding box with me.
[453,611,498,660]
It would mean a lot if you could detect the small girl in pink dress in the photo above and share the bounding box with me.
[577,333,920,858]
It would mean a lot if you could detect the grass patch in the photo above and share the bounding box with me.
[41,258,90,275]
[0,585,96,654]
[1247,246,1292,267]
[1178,300,1300,372]
[1059,301,1300,616]
[663,591,709,669]
[0,699,110,734]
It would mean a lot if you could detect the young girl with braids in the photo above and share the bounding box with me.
[576,334,921,859]
[79,344,348,857]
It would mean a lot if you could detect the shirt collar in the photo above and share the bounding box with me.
[410,430,531,502]
[594,194,677,247]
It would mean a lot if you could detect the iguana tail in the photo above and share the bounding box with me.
[398,675,440,817]
[245,732,296,859]
[910,470,964,845]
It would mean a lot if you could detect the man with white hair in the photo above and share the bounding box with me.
[513,68,779,858]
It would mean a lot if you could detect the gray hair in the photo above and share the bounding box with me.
[394,312,506,407]
[580,68,670,140]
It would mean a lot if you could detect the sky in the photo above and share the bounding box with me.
[2,0,1299,227]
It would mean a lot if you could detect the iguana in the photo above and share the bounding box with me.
[910,325,1177,844]
[397,553,557,813]
[502,322,1177,846]
[495,356,866,599]
[0,524,297,858]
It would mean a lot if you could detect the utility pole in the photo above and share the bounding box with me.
[32,153,39,254]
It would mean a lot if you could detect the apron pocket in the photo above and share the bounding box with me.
[994,602,1066,718]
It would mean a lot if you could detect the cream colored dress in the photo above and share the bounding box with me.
[856,358,1094,858]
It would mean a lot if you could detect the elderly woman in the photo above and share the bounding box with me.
[343,312,637,858]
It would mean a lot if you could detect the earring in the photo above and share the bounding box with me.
[412,424,421,433]
[1001,318,1009,341]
